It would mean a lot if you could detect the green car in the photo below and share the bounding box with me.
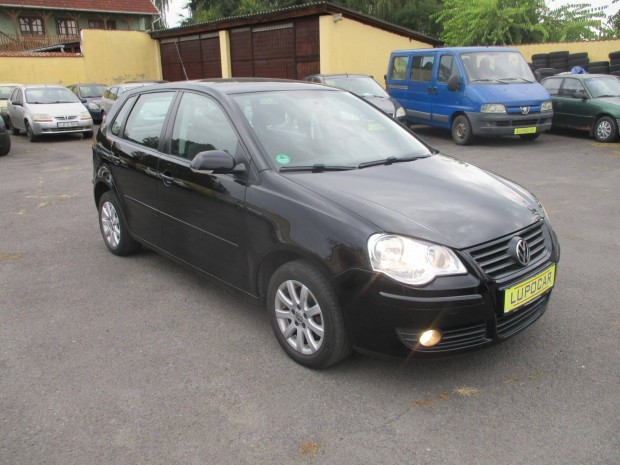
[541,74,620,143]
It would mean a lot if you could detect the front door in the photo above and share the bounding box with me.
[156,91,249,289]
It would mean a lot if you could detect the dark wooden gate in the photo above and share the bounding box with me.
[160,33,222,82]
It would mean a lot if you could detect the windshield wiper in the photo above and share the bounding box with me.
[358,155,428,169]
[497,77,534,83]
[280,164,356,173]
[596,94,619,98]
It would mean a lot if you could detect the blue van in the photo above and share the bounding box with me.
[386,47,553,145]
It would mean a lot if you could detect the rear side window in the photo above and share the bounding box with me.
[542,78,562,96]
[123,92,175,150]
[390,56,409,80]
[410,55,435,82]
[110,96,136,136]
[559,78,585,97]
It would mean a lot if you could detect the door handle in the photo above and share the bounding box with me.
[160,171,174,187]
[427,87,438,95]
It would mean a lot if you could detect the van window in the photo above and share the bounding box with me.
[410,56,434,82]
[461,51,534,83]
[438,55,456,83]
[390,56,409,81]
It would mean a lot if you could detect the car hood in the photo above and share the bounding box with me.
[469,82,550,105]
[597,96,620,109]
[26,102,87,116]
[362,95,397,114]
[283,154,543,249]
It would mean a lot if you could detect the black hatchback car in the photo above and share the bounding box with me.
[92,79,560,368]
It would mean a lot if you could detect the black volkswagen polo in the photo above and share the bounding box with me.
[92,79,560,368]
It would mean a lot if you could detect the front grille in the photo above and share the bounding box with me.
[53,116,78,121]
[513,118,538,126]
[466,222,550,281]
[496,294,549,338]
[397,322,490,352]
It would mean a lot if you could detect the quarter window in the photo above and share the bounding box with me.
[111,96,136,136]
[171,93,239,160]
[123,92,175,150]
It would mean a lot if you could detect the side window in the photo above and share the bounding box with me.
[171,92,239,161]
[389,56,409,81]
[542,78,562,96]
[123,92,175,150]
[111,96,136,136]
[410,55,435,82]
[559,79,585,97]
[109,87,118,100]
[437,55,456,83]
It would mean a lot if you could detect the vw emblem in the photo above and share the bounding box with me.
[515,239,531,266]
[520,106,530,115]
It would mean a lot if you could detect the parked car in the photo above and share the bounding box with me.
[0,122,10,156]
[0,83,21,128]
[541,73,620,142]
[67,83,106,123]
[93,79,560,368]
[99,82,160,120]
[303,74,406,121]
[386,47,554,145]
[7,85,93,142]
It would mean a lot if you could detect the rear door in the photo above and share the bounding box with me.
[156,91,250,289]
[388,52,435,123]
[556,77,596,130]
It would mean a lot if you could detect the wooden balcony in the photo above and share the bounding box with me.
[0,32,80,52]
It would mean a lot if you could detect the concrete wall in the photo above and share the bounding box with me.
[319,15,433,83]
[0,29,162,85]
[516,39,620,63]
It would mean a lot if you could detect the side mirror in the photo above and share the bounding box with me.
[190,150,245,175]
[447,74,461,91]
[573,90,587,100]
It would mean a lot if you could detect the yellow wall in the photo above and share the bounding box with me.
[516,39,620,63]
[0,29,162,85]
[319,15,433,84]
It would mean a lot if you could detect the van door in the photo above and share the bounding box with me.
[431,53,463,128]
[388,53,435,123]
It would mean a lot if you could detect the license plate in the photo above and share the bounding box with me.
[514,127,536,135]
[57,121,79,128]
[504,265,556,313]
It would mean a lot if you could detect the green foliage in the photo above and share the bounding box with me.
[542,3,612,41]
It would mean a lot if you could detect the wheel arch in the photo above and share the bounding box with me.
[589,113,617,137]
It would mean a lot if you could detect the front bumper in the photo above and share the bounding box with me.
[337,220,560,358]
[467,111,553,137]
[32,118,93,136]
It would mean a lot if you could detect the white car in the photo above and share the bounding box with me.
[7,85,93,142]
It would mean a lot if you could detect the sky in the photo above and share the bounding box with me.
[164,0,618,28]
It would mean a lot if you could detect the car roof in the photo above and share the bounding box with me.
[0,83,23,87]
[308,74,372,79]
[19,85,69,89]
[542,73,619,82]
[392,46,518,54]
[133,78,340,95]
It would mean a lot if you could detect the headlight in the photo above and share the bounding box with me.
[80,111,92,120]
[86,102,100,110]
[368,234,467,286]
[32,113,53,122]
[395,106,406,118]
[480,104,506,113]
[541,101,553,112]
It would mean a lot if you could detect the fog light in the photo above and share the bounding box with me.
[419,329,442,347]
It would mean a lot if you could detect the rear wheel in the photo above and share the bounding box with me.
[98,191,140,256]
[594,116,617,143]
[452,115,475,145]
[267,260,351,369]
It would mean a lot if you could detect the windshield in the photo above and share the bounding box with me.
[460,51,535,83]
[232,89,430,169]
[0,86,17,100]
[585,77,620,98]
[324,76,390,98]
[25,87,80,104]
[79,85,105,98]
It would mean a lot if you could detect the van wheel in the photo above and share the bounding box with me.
[594,116,617,143]
[519,133,540,141]
[267,260,351,369]
[452,115,475,145]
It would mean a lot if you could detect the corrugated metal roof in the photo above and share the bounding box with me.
[0,0,159,15]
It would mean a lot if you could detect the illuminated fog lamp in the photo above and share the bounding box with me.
[419,329,442,347]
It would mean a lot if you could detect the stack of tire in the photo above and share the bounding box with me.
[548,50,569,73]
[567,52,589,72]
[530,53,554,79]
[586,59,610,74]
[609,51,620,77]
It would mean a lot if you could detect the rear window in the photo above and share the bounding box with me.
[389,56,409,81]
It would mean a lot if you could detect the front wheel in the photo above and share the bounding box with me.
[452,115,475,145]
[519,133,540,141]
[83,130,94,139]
[9,119,20,135]
[98,191,140,256]
[594,116,618,143]
[267,260,351,369]
[25,122,38,142]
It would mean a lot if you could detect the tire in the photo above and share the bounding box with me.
[536,67,557,78]
[568,52,588,60]
[25,122,38,142]
[452,115,475,146]
[594,116,618,143]
[9,119,19,135]
[83,130,93,139]
[98,191,140,256]
[608,50,620,60]
[548,50,569,59]
[531,53,549,61]
[587,66,609,74]
[609,64,620,73]
[519,133,540,141]
[267,260,351,369]
[588,61,610,68]
[567,58,589,67]
[0,136,10,156]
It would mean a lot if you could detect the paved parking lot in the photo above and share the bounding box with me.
[1,127,619,465]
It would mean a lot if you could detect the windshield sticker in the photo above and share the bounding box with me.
[275,154,291,165]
